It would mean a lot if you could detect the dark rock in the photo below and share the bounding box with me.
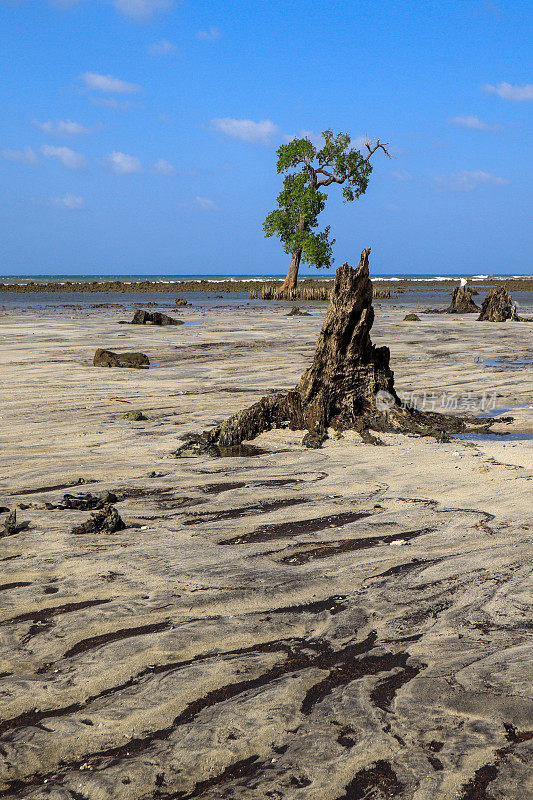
[174,298,187,306]
[93,349,150,369]
[71,505,126,535]
[403,313,421,321]
[121,410,146,421]
[446,285,480,313]
[2,510,18,536]
[131,310,183,326]
[478,286,520,322]
[287,307,312,316]
[302,431,328,448]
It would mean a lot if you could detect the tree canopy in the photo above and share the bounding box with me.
[263,130,390,289]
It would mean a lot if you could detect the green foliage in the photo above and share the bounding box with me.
[263,129,375,271]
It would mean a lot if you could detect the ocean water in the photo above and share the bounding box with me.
[0,272,531,285]
[1,273,532,313]
[1,288,533,313]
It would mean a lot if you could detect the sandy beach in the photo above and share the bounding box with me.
[0,300,532,799]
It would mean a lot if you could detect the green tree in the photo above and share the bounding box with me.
[263,130,390,291]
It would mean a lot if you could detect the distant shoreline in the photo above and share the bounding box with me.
[1,276,533,293]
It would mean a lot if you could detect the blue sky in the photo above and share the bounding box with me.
[0,0,531,276]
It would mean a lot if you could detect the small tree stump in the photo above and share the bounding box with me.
[478,286,519,321]
[446,285,479,313]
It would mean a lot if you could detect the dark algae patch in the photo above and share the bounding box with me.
[218,509,373,545]
[459,763,499,800]
[279,527,435,564]
[182,497,308,524]
[0,632,419,797]
[335,760,405,799]
[370,663,425,711]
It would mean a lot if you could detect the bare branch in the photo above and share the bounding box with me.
[364,139,393,161]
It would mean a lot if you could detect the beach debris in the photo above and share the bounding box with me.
[45,491,118,511]
[446,284,480,313]
[103,397,132,404]
[131,310,183,326]
[93,349,150,369]
[2,509,18,536]
[403,313,421,321]
[121,410,146,421]
[175,298,187,306]
[176,249,495,456]
[287,306,312,316]
[478,286,520,322]
[71,505,126,535]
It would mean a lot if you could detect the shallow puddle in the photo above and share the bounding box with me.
[482,358,532,368]
[454,431,533,442]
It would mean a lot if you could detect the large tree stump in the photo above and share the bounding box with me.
[178,249,496,455]
[478,286,519,321]
[446,285,479,313]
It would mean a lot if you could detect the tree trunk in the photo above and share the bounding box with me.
[280,247,302,292]
[176,248,498,456]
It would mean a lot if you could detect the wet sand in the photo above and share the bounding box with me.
[0,303,532,799]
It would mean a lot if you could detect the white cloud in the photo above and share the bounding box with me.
[154,158,175,175]
[150,38,176,54]
[1,146,38,164]
[104,151,142,174]
[41,144,87,170]
[283,129,324,147]
[197,26,220,41]
[195,196,216,210]
[113,0,173,19]
[483,82,533,101]
[448,115,500,130]
[211,117,279,145]
[81,72,141,94]
[33,119,91,136]
[352,135,372,151]
[50,193,85,209]
[391,169,413,182]
[434,170,509,192]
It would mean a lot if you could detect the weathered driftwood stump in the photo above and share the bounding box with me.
[478,286,519,321]
[446,285,479,313]
[178,249,496,455]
